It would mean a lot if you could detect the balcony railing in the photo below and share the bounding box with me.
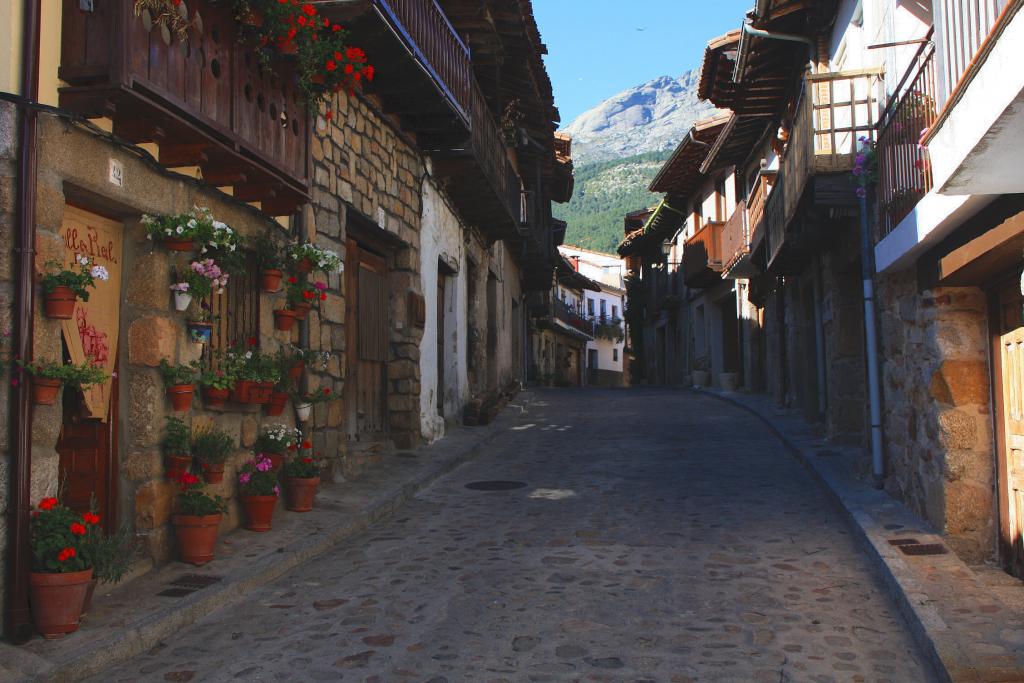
[683,220,724,288]
[721,199,748,275]
[747,171,775,249]
[876,35,939,241]
[764,69,882,271]
[59,0,310,214]
[938,0,1010,95]
[553,299,595,338]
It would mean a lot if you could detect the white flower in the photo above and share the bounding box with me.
[212,221,228,231]
[245,351,253,359]
[187,219,197,229]
[90,266,109,281]
[176,226,184,234]
[229,245,236,252]
[164,228,172,236]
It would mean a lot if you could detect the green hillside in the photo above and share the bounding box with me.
[554,149,672,253]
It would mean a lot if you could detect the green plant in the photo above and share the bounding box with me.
[162,416,191,456]
[253,424,301,454]
[191,423,235,465]
[172,470,227,517]
[141,207,241,249]
[199,366,236,391]
[283,448,321,479]
[30,497,96,573]
[173,259,230,300]
[40,257,109,301]
[19,359,108,389]
[159,359,198,387]
[285,276,323,307]
[286,244,343,273]
[291,385,336,405]
[225,346,281,383]
[82,522,137,585]
[282,346,331,370]
[237,454,281,497]
[254,234,285,271]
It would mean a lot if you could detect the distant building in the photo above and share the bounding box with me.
[560,246,628,386]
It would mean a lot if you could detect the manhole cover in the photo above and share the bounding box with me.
[465,481,527,491]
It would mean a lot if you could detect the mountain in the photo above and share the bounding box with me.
[561,69,715,165]
[555,69,715,252]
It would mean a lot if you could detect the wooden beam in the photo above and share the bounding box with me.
[233,183,278,203]
[159,143,209,167]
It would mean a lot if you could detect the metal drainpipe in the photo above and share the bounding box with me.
[5,0,42,644]
[859,194,885,488]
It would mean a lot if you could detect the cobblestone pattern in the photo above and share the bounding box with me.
[87,389,931,682]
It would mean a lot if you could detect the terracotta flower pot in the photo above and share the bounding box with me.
[261,451,285,472]
[29,568,94,639]
[32,377,62,406]
[166,384,195,412]
[310,73,326,85]
[241,8,263,26]
[172,513,222,565]
[276,40,298,55]
[265,391,288,417]
[287,361,305,382]
[43,286,77,319]
[81,578,98,618]
[296,257,314,273]
[274,308,298,331]
[241,495,277,532]
[285,476,320,512]
[163,238,195,252]
[260,269,283,293]
[232,379,255,403]
[166,453,192,480]
[249,381,274,405]
[203,386,231,408]
[291,302,312,320]
[200,462,225,484]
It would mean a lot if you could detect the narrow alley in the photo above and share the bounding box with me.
[86,389,931,682]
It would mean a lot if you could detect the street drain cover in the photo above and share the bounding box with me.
[465,480,527,491]
[897,543,948,556]
[170,574,223,589]
[888,538,921,546]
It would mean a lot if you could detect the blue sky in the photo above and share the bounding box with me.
[533,1,754,126]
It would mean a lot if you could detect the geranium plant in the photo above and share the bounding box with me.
[159,359,198,387]
[173,471,227,517]
[237,454,281,497]
[282,346,331,371]
[283,444,321,479]
[30,497,97,573]
[285,277,326,307]
[173,259,230,300]
[292,385,336,405]
[286,244,343,273]
[18,358,108,390]
[254,233,285,271]
[40,256,109,301]
[199,366,236,391]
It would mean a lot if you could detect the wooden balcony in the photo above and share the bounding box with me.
[720,199,750,279]
[764,69,882,273]
[746,170,775,254]
[938,0,1009,95]
[683,220,724,288]
[59,0,310,215]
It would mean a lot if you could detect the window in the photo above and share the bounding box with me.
[613,348,619,362]
[612,305,618,320]
[599,299,607,319]
[209,251,260,361]
[587,298,595,316]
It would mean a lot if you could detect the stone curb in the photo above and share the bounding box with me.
[14,396,529,683]
[695,388,956,683]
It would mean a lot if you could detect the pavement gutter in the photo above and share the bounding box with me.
[1,393,533,683]
[696,388,965,683]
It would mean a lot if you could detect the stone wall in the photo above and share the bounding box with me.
[0,98,18,620]
[31,112,304,564]
[878,268,995,562]
[309,91,425,453]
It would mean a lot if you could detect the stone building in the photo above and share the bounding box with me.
[0,0,571,639]
[622,0,1024,573]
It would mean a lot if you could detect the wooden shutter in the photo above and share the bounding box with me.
[358,264,387,362]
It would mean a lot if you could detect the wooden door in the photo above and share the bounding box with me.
[345,240,388,440]
[994,284,1024,576]
[57,368,118,531]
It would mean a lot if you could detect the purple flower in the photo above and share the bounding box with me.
[239,472,251,484]
[855,154,866,166]
[256,460,271,472]
[856,187,867,199]
[852,166,864,177]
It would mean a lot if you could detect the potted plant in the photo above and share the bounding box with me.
[284,276,315,320]
[281,347,330,382]
[40,256,109,319]
[28,497,96,638]
[265,380,289,417]
[162,416,192,480]
[141,208,242,254]
[285,243,344,274]
[79,518,135,617]
[237,454,280,532]
[18,359,108,405]
[253,424,300,472]
[255,234,285,293]
[282,445,321,512]
[159,359,198,412]
[191,422,235,483]
[187,302,216,344]
[273,307,298,331]
[170,470,227,565]
[199,365,235,408]
[291,386,335,423]
[253,352,281,404]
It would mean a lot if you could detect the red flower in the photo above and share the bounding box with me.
[345,47,366,62]
[288,276,298,284]
[333,51,342,61]
[325,60,337,72]
[302,3,316,15]
[302,457,313,464]
[297,15,307,26]
[344,64,354,75]
[325,110,333,121]
[331,23,342,32]
[302,440,312,449]
[354,72,361,82]
[249,337,259,347]
[322,387,331,395]
[38,497,58,511]
[287,443,298,451]
[82,512,100,525]
[320,293,327,301]
[57,547,76,562]
[363,65,375,82]
[70,522,87,536]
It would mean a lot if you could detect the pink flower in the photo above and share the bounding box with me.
[256,459,272,472]
[239,472,251,484]
[314,281,327,291]
[273,485,281,496]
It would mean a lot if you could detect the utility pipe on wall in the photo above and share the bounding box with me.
[859,195,885,488]
[5,0,42,644]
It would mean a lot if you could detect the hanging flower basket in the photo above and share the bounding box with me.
[296,257,314,273]
[231,379,256,404]
[173,290,193,312]
[260,269,283,293]
[172,513,221,565]
[250,381,274,405]
[273,309,298,331]
[166,384,195,412]
[288,360,305,382]
[30,568,94,639]
[203,386,231,408]
[295,402,313,422]
[163,238,195,252]
[284,476,320,513]
[241,495,277,532]
[32,377,63,406]
[43,286,78,319]
[265,391,288,417]
[186,321,213,344]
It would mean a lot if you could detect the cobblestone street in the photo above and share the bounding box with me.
[89,389,933,682]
